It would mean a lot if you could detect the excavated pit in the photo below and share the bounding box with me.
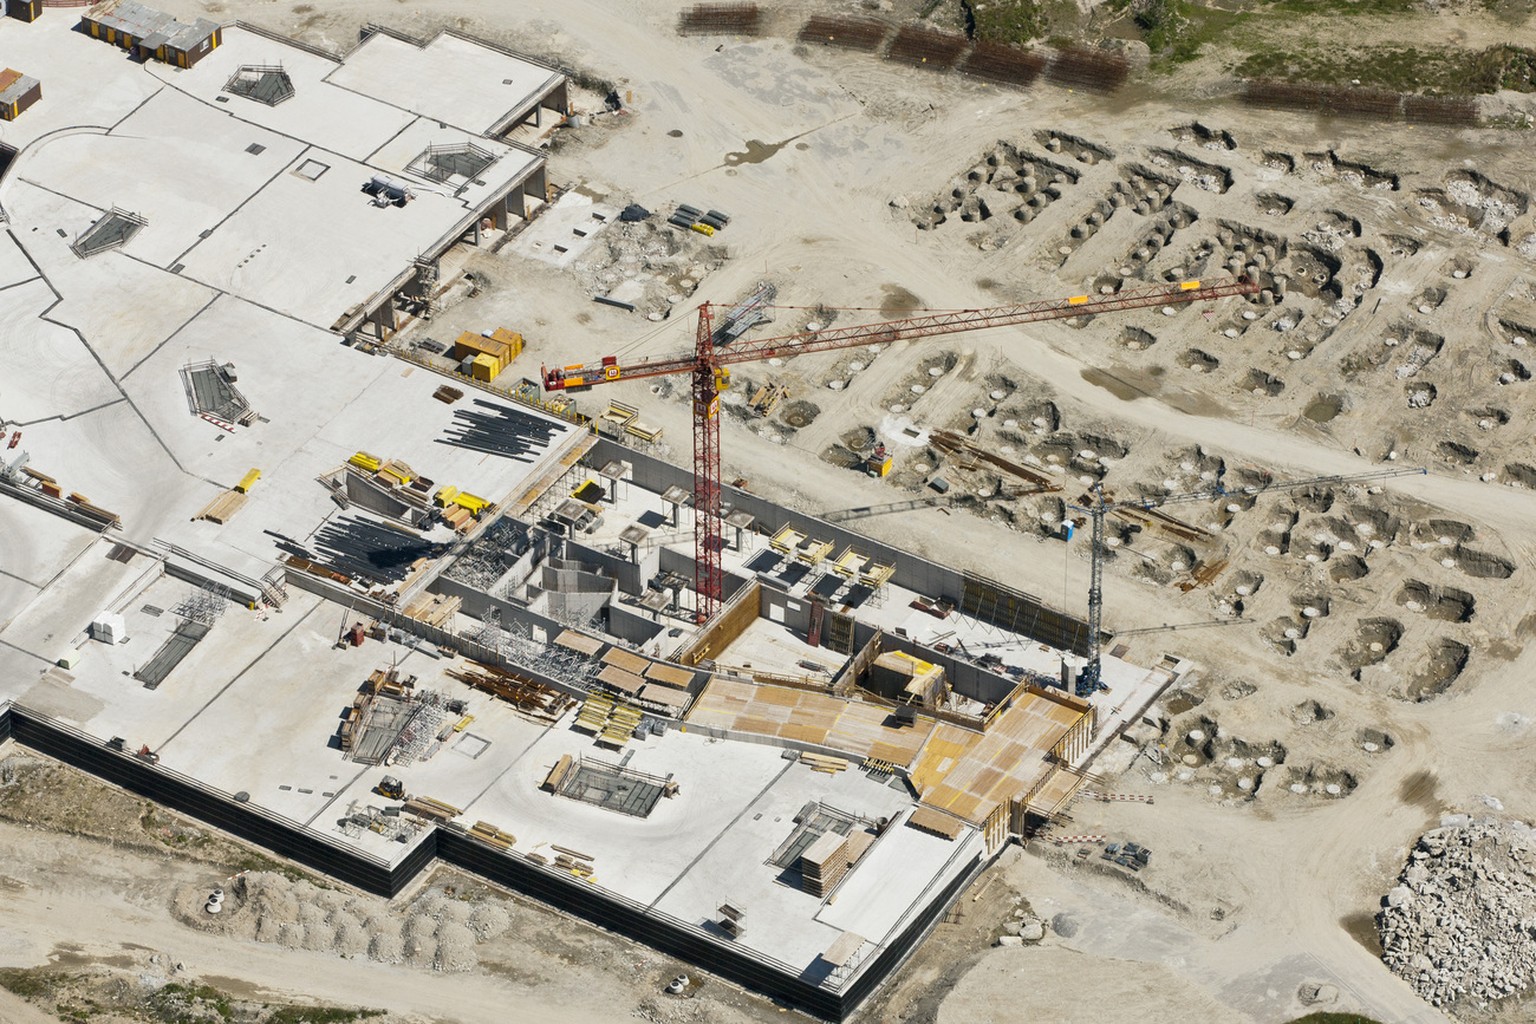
[1404,638,1470,701]
[1397,580,1475,622]
[1342,617,1403,678]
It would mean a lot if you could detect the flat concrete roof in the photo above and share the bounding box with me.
[0,569,981,973]
[0,16,162,152]
[1,17,545,332]
[326,31,564,136]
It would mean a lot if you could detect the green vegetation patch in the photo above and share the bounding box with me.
[266,1008,387,1024]
[1286,1013,1388,1024]
[0,967,65,1000]
[1235,42,1536,94]
[971,0,1051,44]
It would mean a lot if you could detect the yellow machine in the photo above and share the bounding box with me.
[690,222,715,236]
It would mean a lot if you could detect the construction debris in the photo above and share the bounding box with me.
[1380,819,1536,1009]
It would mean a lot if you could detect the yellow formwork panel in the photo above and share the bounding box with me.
[452,491,490,515]
[234,468,261,494]
[349,451,381,472]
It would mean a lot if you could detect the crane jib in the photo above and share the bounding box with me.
[540,278,1261,392]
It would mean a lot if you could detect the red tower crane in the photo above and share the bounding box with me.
[543,276,1260,623]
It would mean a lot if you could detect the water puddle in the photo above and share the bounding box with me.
[1304,393,1343,423]
[725,139,789,165]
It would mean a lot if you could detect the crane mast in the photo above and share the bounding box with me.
[544,276,1260,623]
[1070,466,1428,696]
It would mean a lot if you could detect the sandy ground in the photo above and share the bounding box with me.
[14,0,1536,1021]
[0,753,771,1024]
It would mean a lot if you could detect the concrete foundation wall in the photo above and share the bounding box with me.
[755,583,1029,705]
[560,537,649,596]
[0,700,962,1021]
[606,601,668,647]
[588,439,1093,654]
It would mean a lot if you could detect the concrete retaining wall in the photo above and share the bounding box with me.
[589,438,1092,653]
[0,701,961,1021]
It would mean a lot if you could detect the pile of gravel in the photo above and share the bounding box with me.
[181,873,512,972]
[1379,819,1536,1008]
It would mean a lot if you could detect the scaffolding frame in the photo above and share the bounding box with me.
[70,208,147,259]
[223,64,296,106]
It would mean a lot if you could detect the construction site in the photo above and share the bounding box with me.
[3,1,1536,1023]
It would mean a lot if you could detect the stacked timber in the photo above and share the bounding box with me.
[800,752,850,774]
[801,831,850,897]
[469,820,516,850]
[402,592,460,628]
[401,795,461,822]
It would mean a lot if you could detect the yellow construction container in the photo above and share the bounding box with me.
[875,456,893,477]
[453,330,521,375]
[234,468,261,494]
[349,451,382,472]
[690,222,715,236]
[471,352,500,381]
[434,485,460,508]
[489,327,524,360]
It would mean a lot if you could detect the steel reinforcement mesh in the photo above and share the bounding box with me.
[885,25,968,70]
[961,42,1047,87]
[797,15,888,52]
[677,3,762,35]
[1045,46,1130,93]
[1244,80,1479,126]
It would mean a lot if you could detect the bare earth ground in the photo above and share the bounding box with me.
[12,0,1536,1022]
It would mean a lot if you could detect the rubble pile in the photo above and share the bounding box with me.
[1379,820,1536,1008]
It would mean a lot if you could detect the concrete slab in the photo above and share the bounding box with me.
[649,758,953,969]
[817,810,983,940]
[4,400,217,547]
[0,500,100,592]
[0,15,163,153]
[2,179,220,380]
[0,279,123,422]
[173,146,476,328]
[456,723,792,903]
[325,32,562,135]
[17,88,308,268]
[0,229,39,288]
[142,27,415,163]
[0,538,159,694]
[366,117,538,212]
[508,190,620,269]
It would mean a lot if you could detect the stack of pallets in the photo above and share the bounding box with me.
[574,692,614,733]
[601,704,643,747]
[801,831,850,897]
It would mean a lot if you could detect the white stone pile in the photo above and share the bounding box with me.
[1379,819,1536,1009]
